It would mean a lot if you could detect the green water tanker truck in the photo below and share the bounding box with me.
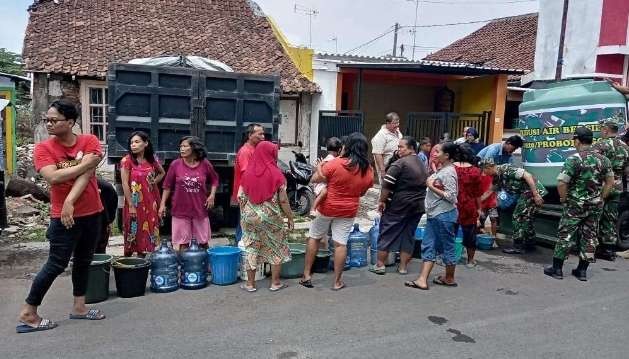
[499,79,629,248]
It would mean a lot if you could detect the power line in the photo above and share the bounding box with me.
[343,26,396,54]
[412,0,535,4]
[401,17,500,28]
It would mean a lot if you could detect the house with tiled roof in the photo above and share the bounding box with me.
[424,13,537,136]
[23,0,318,146]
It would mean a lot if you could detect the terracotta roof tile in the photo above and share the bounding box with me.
[23,0,319,93]
[424,13,537,73]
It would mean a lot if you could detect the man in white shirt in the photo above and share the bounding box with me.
[371,112,403,183]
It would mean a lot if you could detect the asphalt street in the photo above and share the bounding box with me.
[1,243,628,359]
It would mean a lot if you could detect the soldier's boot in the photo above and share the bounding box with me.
[502,241,524,255]
[595,245,616,261]
[571,260,589,281]
[543,257,564,280]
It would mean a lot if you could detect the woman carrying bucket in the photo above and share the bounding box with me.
[159,136,219,252]
[120,131,165,257]
[238,141,293,292]
[405,142,459,290]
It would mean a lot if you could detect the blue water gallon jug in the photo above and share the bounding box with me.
[149,240,179,293]
[348,224,368,267]
[368,217,380,249]
[180,239,208,290]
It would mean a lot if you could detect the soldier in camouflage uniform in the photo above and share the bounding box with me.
[480,159,546,254]
[544,127,614,281]
[592,120,629,260]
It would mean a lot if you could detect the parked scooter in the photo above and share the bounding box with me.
[278,151,314,216]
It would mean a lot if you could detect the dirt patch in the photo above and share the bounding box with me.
[0,242,50,279]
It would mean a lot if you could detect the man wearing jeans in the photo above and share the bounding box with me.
[16,99,105,333]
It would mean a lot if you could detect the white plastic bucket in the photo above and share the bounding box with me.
[237,243,266,281]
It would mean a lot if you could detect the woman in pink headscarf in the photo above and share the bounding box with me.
[238,141,294,292]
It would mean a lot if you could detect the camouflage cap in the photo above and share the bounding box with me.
[573,126,594,142]
[599,120,619,132]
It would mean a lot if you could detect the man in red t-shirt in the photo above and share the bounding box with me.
[232,124,265,240]
[17,100,105,334]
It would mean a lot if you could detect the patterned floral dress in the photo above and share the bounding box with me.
[239,186,291,270]
[121,155,161,255]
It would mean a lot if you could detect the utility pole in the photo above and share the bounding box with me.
[555,0,570,80]
[294,3,319,48]
[407,0,420,60]
[392,23,400,57]
[400,44,405,58]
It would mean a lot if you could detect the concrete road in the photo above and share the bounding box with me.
[1,244,628,359]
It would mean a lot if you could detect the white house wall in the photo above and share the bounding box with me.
[562,0,603,78]
[532,0,604,82]
[310,59,339,161]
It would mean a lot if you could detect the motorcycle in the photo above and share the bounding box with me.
[278,151,315,216]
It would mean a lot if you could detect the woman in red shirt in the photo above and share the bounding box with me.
[453,144,483,267]
[120,131,165,257]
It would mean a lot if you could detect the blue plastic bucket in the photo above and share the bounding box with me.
[207,246,241,285]
[415,226,425,241]
[476,234,494,250]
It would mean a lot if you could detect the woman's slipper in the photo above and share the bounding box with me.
[331,282,346,291]
[16,318,58,333]
[240,284,257,292]
[433,277,458,287]
[397,266,408,275]
[299,279,314,288]
[69,309,105,320]
[269,283,288,292]
[404,280,429,290]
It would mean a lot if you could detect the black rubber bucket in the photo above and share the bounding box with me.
[112,257,150,298]
[313,250,330,273]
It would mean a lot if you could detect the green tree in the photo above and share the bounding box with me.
[0,48,24,76]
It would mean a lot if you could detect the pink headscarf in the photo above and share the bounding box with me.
[241,141,286,204]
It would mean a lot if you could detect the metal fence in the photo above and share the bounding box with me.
[318,111,363,156]
[405,111,491,144]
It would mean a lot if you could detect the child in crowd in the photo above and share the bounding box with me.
[417,137,432,172]
[479,169,499,247]
[311,137,342,216]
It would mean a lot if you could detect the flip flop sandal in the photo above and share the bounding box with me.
[433,277,458,287]
[269,283,288,292]
[69,309,106,320]
[16,318,58,333]
[369,266,386,275]
[299,279,314,288]
[240,284,257,292]
[404,280,429,290]
[331,282,346,291]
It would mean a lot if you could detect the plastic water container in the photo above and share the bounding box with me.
[454,236,464,262]
[237,242,265,281]
[347,224,368,267]
[368,218,380,249]
[149,240,179,293]
[415,226,425,241]
[180,239,209,290]
[207,246,241,285]
[476,234,494,250]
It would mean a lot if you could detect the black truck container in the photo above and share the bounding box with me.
[107,63,280,232]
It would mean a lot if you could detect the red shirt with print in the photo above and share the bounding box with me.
[33,134,104,218]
